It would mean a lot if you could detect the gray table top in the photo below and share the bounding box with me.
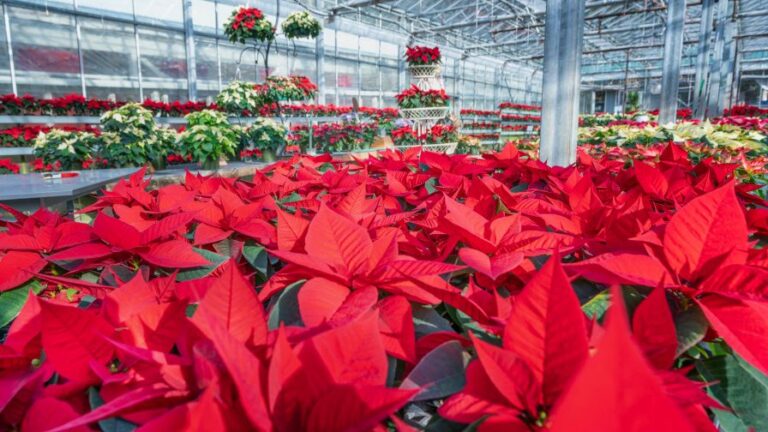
[0,147,34,156]
[0,161,270,203]
[0,168,138,201]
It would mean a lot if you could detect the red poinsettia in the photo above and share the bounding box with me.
[405,46,441,66]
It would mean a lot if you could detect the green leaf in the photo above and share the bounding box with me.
[413,305,454,337]
[243,243,269,276]
[698,353,768,432]
[675,305,709,357]
[176,248,228,282]
[0,280,43,328]
[267,280,304,329]
[400,341,466,401]
[424,177,438,195]
[581,289,610,320]
[88,387,137,432]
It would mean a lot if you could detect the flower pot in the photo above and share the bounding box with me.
[201,159,220,171]
[261,149,277,163]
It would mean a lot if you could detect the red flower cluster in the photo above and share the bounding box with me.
[466,133,499,140]
[405,46,441,66]
[230,6,264,30]
[142,99,213,117]
[395,85,450,108]
[647,108,695,120]
[724,104,768,118]
[0,157,20,174]
[502,113,541,122]
[499,102,541,111]
[0,145,766,430]
[713,115,768,133]
[502,124,540,131]
[31,157,61,172]
[240,148,263,160]
[465,122,499,130]
[81,157,109,170]
[605,119,658,128]
[166,153,193,165]
[460,109,500,117]
[0,125,101,149]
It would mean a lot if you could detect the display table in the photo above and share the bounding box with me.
[0,162,269,214]
[0,168,138,213]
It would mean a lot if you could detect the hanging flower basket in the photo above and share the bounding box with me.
[400,107,451,120]
[408,64,442,79]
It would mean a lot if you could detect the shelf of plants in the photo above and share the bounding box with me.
[499,102,541,138]
[2,3,768,431]
[459,108,501,146]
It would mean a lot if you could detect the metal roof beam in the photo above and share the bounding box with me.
[330,0,398,14]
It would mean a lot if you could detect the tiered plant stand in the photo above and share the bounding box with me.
[397,64,456,153]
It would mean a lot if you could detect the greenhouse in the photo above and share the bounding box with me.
[0,0,767,430]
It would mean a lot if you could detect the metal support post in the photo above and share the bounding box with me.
[316,31,325,103]
[182,0,197,101]
[539,0,585,166]
[694,0,714,119]
[659,0,685,124]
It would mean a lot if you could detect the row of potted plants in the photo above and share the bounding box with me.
[724,104,768,118]
[498,102,541,111]
[460,108,500,117]
[390,124,459,146]
[287,122,378,153]
[395,85,450,109]
[24,103,287,173]
[501,113,541,122]
[0,125,99,148]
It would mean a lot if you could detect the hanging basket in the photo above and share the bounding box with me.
[400,107,451,120]
[396,142,457,154]
[408,64,442,79]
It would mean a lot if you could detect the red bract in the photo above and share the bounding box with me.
[0,142,766,431]
[405,46,441,66]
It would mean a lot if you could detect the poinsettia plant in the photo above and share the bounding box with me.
[99,103,176,168]
[258,75,318,102]
[33,129,95,170]
[396,85,450,108]
[240,117,286,154]
[179,109,238,169]
[224,6,274,44]
[0,157,19,174]
[215,80,264,115]
[405,46,441,66]
[281,11,322,39]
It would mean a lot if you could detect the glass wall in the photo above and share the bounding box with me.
[0,0,543,107]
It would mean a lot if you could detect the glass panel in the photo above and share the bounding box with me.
[381,66,397,91]
[9,7,81,97]
[220,42,259,83]
[195,36,219,93]
[134,0,184,27]
[80,17,140,100]
[78,0,132,16]
[361,61,378,92]
[137,26,188,101]
[359,37,378,55]
[337,59,357,90]
[191,0,217,31]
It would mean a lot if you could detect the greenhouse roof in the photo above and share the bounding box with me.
[316,0,768,84]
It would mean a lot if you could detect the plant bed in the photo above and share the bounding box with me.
[0,140,767,431]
